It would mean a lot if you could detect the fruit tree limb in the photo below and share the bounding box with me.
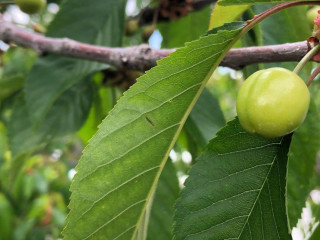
[0,20,312,72]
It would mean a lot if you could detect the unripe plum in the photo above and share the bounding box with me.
[16,0,46,14]
[236,67,310,138]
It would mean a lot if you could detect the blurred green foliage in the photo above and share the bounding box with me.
[0,142,74,239]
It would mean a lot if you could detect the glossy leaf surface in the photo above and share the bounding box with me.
[63,23,244,239]
[174,119,291,240]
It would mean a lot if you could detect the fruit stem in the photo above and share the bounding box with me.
[307,64,320,86]
[293,43,320,76]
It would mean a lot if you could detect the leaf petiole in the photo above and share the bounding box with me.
[307,63,320,86]
[293,43,320,76]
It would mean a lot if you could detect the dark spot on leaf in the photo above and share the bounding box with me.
[145,116,155,126]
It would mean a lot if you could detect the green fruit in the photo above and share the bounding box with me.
[307,6,320,26]
[16,0,46,14]
[236,67,310,138]
[125,20,139,36]
[142,25,155,42]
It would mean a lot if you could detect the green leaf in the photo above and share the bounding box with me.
[309,201,320,240]
[185,88,225,149]
[174,118,291,240]
[0,122,8,167]
[147,159,180,240]
[8,78,93,158]
[78,86,115,145]
[286,101,320,230]
[209,2,249,29]
[310,223,320,240]
[63,23,244,239]
[26,0,127,126]
[13,219,35,240]
[0,193,14,239]
[159,6,211,48]
[0,47,36,101]
[252,5,311,77]
[253,5,310,45]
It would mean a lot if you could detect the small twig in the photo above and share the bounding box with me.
[307,64,320,86]
[152,4,160,27]
[294,44,320,75]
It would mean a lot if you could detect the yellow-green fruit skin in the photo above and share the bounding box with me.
[16,0,46,14]
[236,67,310,138]
[125,20,139,36]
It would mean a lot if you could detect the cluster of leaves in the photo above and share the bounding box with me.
[0,119,74,239]
[1,0,320,239]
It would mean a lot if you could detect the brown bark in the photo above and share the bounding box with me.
[0,20,311,72]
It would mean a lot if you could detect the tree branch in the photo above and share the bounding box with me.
[0,20,312,72]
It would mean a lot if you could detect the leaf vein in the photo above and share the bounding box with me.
[248,221,252,240]
[82,199,146,240]
[143,49,224,91]
[183,38,233,56]
[267,180,280,239]
[207,162,272,185]
[217,142,281,156]
[96,82,202,144]
[189,189,260,214]
[79,123,180,182]
[235,154,279,239]
[113,225,136,240]
[77,165,159,222]
[184,215,248,239]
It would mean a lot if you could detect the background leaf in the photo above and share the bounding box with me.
[310,223,320,239]
[26,0,127,126]
[185,88,225,149]
[147,159,180,240]
[252,5,311,76]
[253,5,310,46]
[77,85,117,145]
[309,201,320,240]
[63,23,244,240]
[240,5,311,78]
[0,193,14,239]
[174,119,291,240]
[286,101,320,230]
[0,47,36,101]
[159,6,211,48]
[209,2,249,29]
[8,77,93,158]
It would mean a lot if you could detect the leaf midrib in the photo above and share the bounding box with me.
[176,136,283,240]
[236,138,283,240]
[131,29,245,240]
